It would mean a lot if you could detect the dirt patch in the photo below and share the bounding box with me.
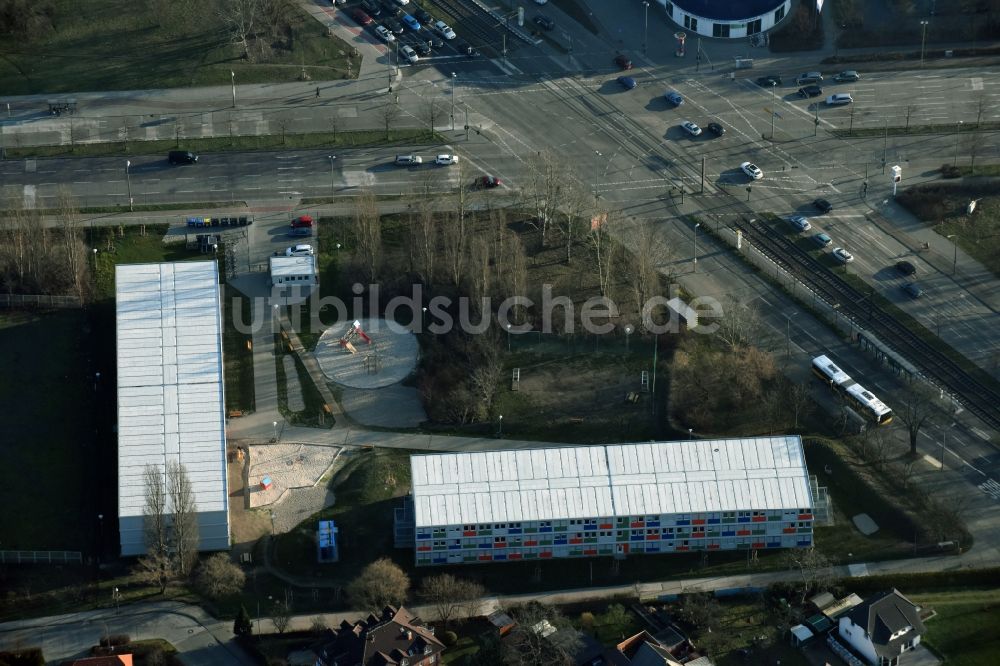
[228,459,271,552]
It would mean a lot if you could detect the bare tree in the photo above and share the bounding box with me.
[167,460,199,577]
[195,553,247,600]
[587,209,616,298]
[679,593,721,632]
[440,211,468,287]
[136,464,171,593]
[526,151,564,247]
[417,574,487,627]
[346,558,410,610]
[411,198,438,284]
[904,104,917,131]
[895,379,938,455]
[715,296,764,351]
[380,101,400,140]
[783,547,834,605]
[557,176,591,265]
[352,189,383,283]
[470,338,504,418]
[133,550,175,595]
[503,602,581,666]
[788,381,814,429]
[272,599,292,634]
[55,187,88,301]
[217,0,261,62]
[621,218,665,320]
[422,99,441,137]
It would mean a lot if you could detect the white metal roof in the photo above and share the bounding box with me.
[411,436,811,528]
[270,255,316,278]
[116,262,227,521]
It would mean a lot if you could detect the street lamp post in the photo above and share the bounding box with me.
[954,120,963,165]
[624,325,633,355]
[113,587,121,615]
[643,1,650,55]
[506,323,511,352]
[125,160,133,212]
[97,513,103,563]
[947,234,958,275]
[231,71,237,108]
[770,84,776,139]
[451,72,457,131]
[328,155,336,195]
[919,20,929,67]
[498,414,503,436]
[692,222,700,272]
[272,420,278,442]
[688,428,693,440]
[270,511,276,535]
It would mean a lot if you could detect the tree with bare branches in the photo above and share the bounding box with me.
[136,464,171,593]
[352,189,383,283]
[218,0,261,62]
[346,558,410,610]
[380,101,400,140]
[715,296,764,351]
[422,99,441,137]
[167,460,199,577]
[417,574,487,627]
[587,209,616,298]
[782,547,834,605]
[895,379,938,455]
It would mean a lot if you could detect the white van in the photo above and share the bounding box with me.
[826,93,853,106]
[285,244,314,257]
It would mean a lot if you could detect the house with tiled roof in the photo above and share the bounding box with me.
[313,606,446,666]
[837,589,925,665]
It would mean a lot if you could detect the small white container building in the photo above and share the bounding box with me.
[115,261,230,556]
[410,436,813,566]
[269,256,318,302]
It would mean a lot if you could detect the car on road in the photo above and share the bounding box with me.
[826,93,853,106]
[812,232,833,248]
[401,44,419,62]
[289,227,313,237]
[614,54,633,70]
[290,215,314,229]
[664,90,683,106]
[402,14,421,30]
[285,244,315,257]
[395,154,423,165]
[707,122,725,136]
[740,161,763,180]
[168,150,198,165]
[414,6,433,22]
[350,8,374,25]
[393,0,410,5]
[410,39,431,56]
[896,260,916,276]
[374,25,395,42]
[796,71,824,84]
[902,282,923,298]
[788,215,811,231]
[475,175,502,188]
[534,14,555,30]
[433,20,456,39]
[797,85,823,98]
[813,198,833,213]
[435,154,458,165]
[380,1,402,17]
[617,75,637,90]
[427,34,444,49]
[834,70,861,82]
[757,75,782,87]
[680,120,702,136]
[832,247,854,263]
[360,0,381,16]
[385,17,404,34]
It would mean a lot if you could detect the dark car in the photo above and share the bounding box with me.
[812,232,833,248]
[534,14,555,30]
[360,0,381,17]
[617,76,637,90]
[410,39,431,56]
[427,34,444,49]
[707,122,725,136]
[380,0,402,17]
[475,175,502,189]
[385,17,404,34]
[454,38,473,55]
[168,150,198,165]
[757,75,782,87]
[414,7,433,23]
[896,260,916,276]
[350,8,373,25]
[614,54,633,71]
[813,198,833,213]
[798,85,823,98]
[902,282,923,298]
[289,227,313,238]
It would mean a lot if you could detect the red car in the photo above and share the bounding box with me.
[350,8,373,26]
[290,215,314,228]
[475,175,502,189]
[614,54,633,71]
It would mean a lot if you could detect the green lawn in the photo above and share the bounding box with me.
[223,284,254,413]
[0,0,355,95]
[0,311,100,550]
[914,589,1000,665]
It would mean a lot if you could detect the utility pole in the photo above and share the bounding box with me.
[920,20,929,67]
[125,160,133,212]
[231,71,237,108]
[451,72,457,131]
[643,1,650,55]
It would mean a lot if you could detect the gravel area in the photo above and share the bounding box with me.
[248,443,341,509]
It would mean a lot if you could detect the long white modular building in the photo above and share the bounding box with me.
[115,261,230,556]
[410,436,813,566]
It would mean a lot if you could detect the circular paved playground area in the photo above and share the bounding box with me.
[315,317,418,389]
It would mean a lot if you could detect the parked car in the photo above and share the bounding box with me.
[664,91,683,106]
[788,215,811,231]
[757,75,782,87]
[380,1,402,17]
[395,154,423,165]
[475,175,502,188]
[402,14,421,30]
[902,282,923,298]
[374,24,395,42]
[401,44,419,62]
[896,260,916,276]
[289,227,313,237]
[812,232,833,248]
[427,34,444,49]
[350,9,374,26]
[834,70,861,82]
[433,20,456,39]
[453,38,475,56]
[414,7,433,23]
[813,198,833,213]
[360,0,381,17]
[797,85,823,98]
[832,247,854,263]
[614,54,633,70]
[680,120,702,136]
[385,17,404,34]
[796,71,824,85]
[826,93,853,106]
[436,154,459,165]
[285,244,315,257]
[290,215,314,228]
[168,150,198,165]
[410,39,431,56]
[534,14,555,30]
[617,75,637,90]
[707,122,725,136]
[393,0,410,5]
[740,161,763,180]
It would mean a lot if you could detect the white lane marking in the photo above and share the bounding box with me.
[972,77,983,91]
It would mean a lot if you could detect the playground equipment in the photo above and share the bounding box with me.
[339,320,372,354]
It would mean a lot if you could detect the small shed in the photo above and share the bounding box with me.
[805,613,834,635]
[269,256,318,304]
[789,624,814,646]
[317,520,339,563]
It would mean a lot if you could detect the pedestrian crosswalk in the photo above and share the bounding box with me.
[978,478,1000,501]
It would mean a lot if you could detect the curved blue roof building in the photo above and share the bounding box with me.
[658,0,791,38]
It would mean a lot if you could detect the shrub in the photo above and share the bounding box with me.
[441,630,458,646]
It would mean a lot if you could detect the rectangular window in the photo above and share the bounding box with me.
[747,18,762,35]
[665,2,673,18]
[684,16,698,31]
[775,6,785,23]
[712,23,730,38]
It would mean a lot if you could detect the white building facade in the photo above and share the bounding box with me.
[657,0,791,39]
[411,437,813,566]
[115,261,230,556]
